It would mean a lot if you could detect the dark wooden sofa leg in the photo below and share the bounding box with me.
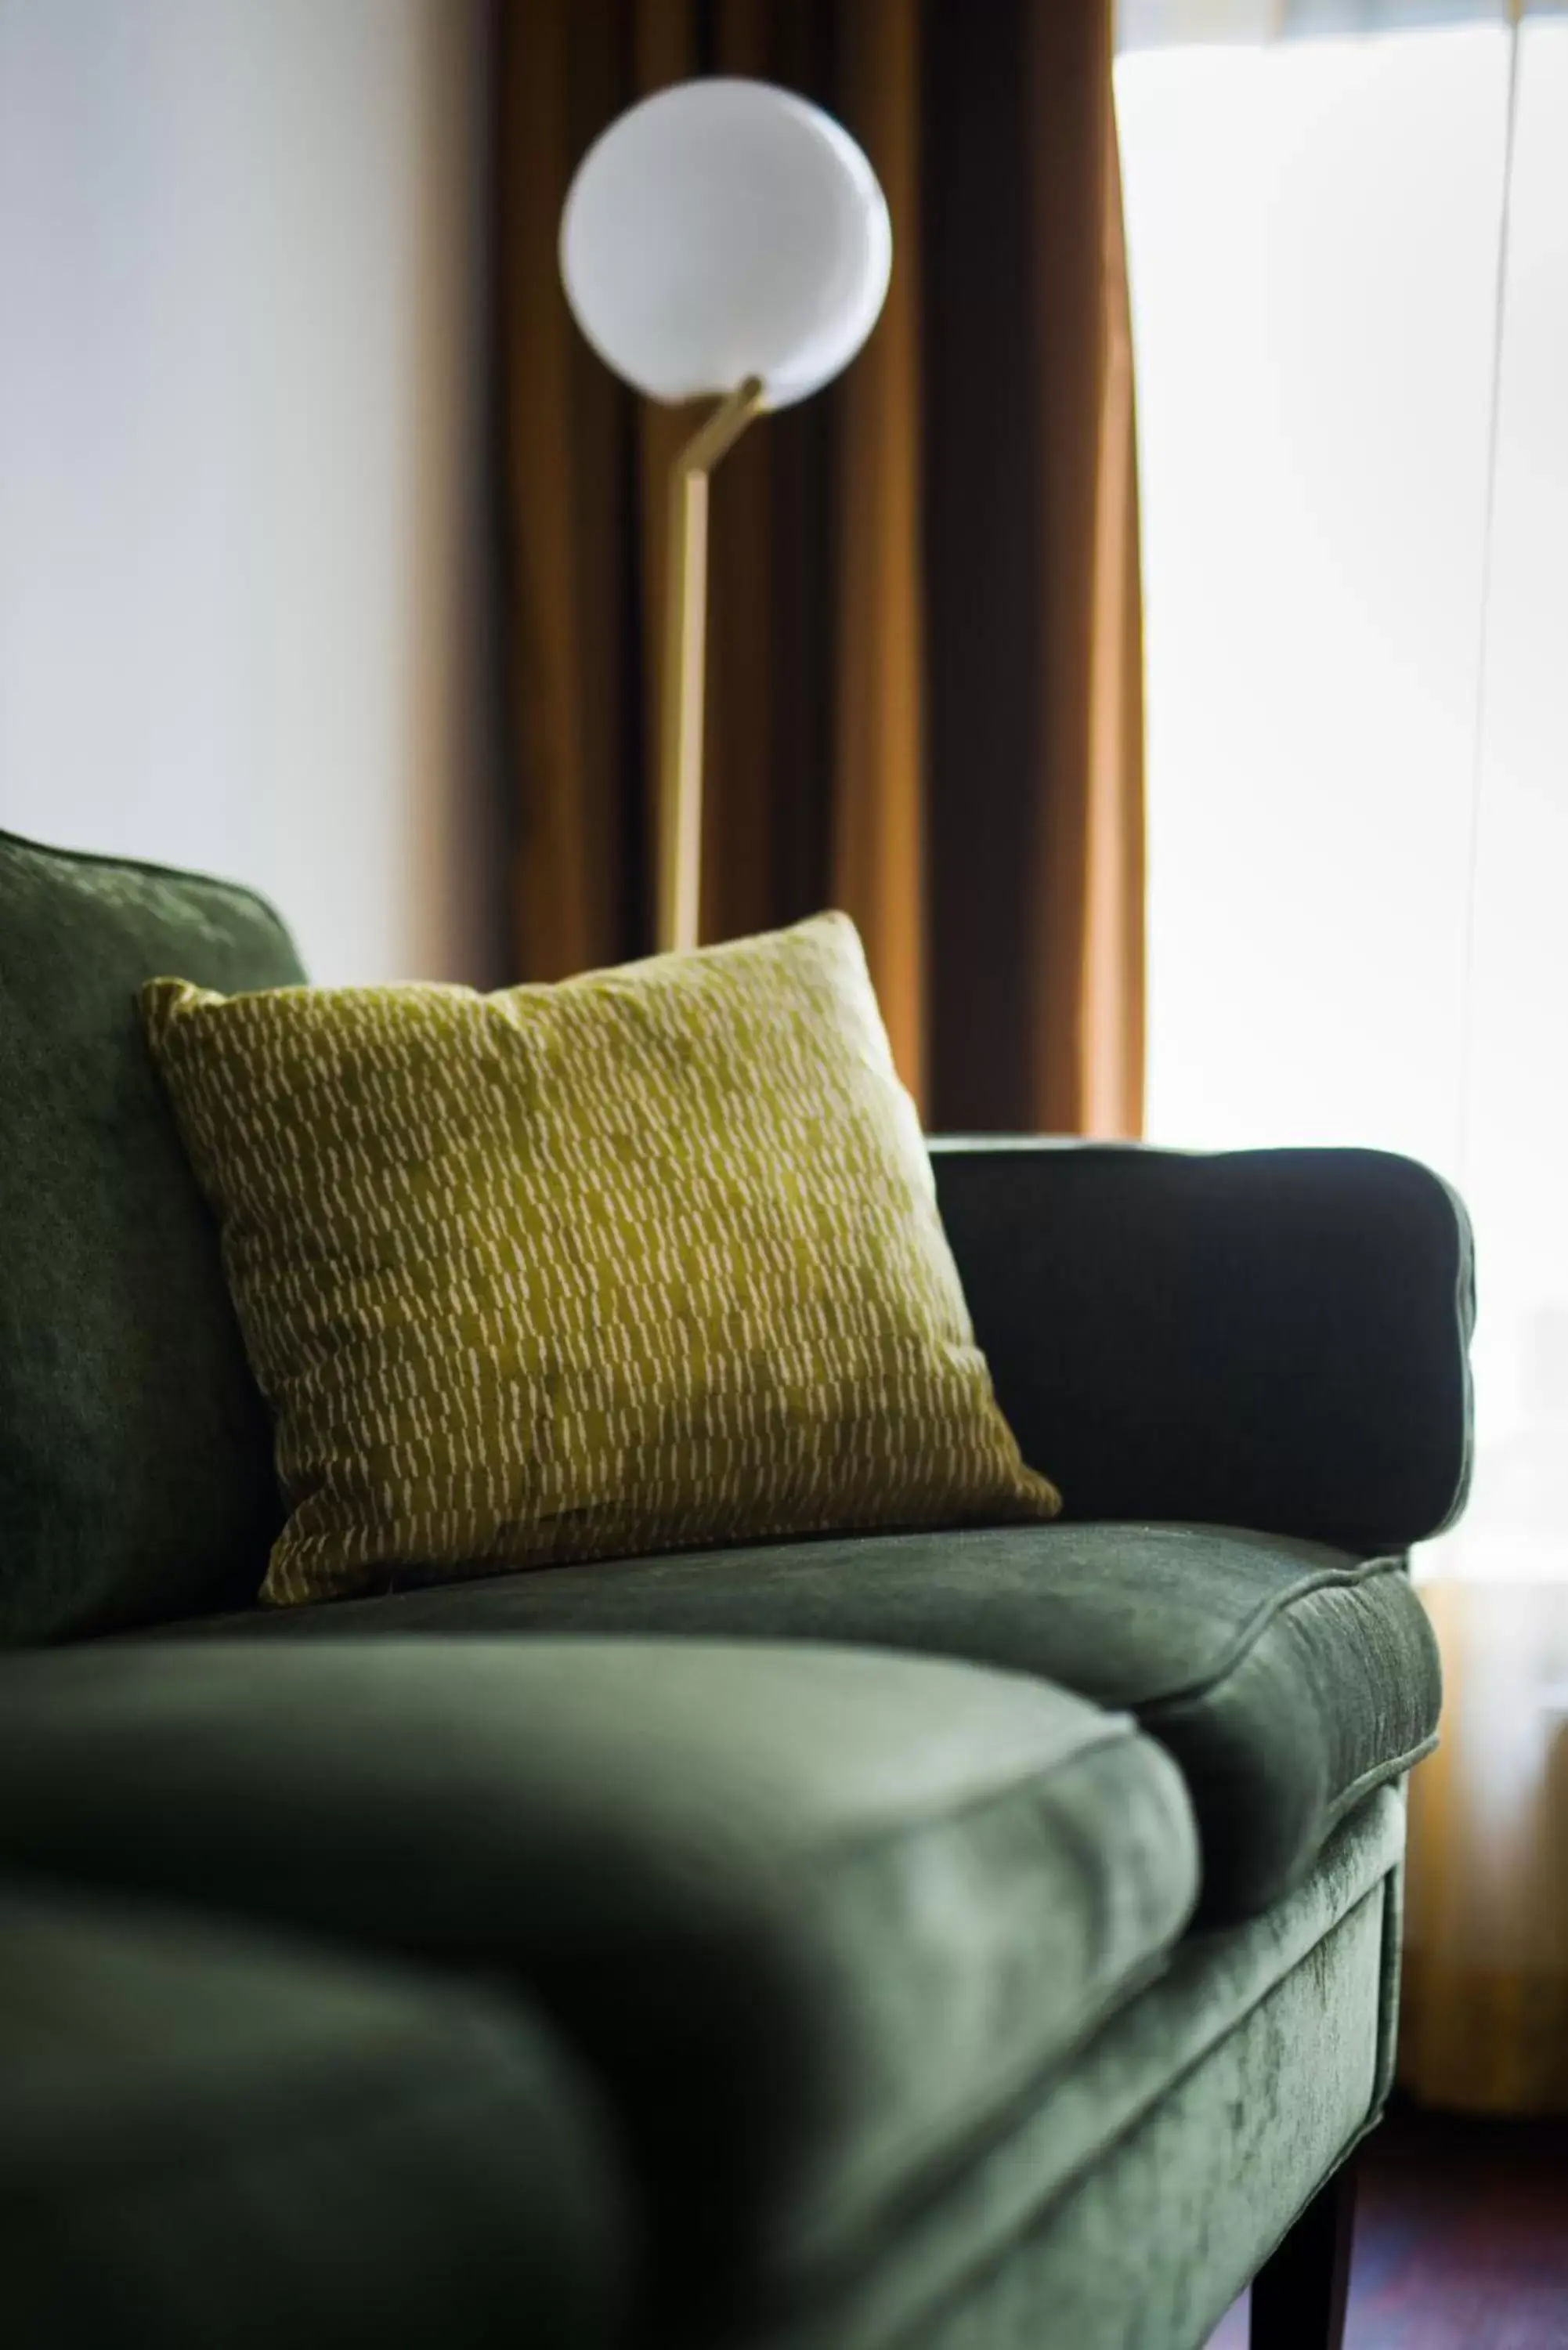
[1249,2153,1358,2350]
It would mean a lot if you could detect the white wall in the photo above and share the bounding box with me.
[0,0,499,984]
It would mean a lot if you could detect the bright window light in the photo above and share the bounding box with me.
[1117,20,1568,1578]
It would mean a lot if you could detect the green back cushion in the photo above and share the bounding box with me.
[0,830,306,1643]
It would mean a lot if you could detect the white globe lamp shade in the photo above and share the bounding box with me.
[559,78,891,410]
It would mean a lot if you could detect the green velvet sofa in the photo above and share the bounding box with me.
[0,827,1472,2350]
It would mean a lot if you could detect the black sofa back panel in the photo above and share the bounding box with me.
[931,1138,1474,1555]
[0,829,305,1644]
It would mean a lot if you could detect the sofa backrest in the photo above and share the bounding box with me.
[0,830,306,1643]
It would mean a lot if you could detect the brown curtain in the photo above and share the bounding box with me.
[493,0,1143,1132]
[1401,1579,1568,2113]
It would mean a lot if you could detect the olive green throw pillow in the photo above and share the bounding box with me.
[142,914,1059,1607]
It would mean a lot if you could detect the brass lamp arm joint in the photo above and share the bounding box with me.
[676,375,767,477]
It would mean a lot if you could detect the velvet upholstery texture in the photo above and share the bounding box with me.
[749,1791,1402,2350]
[0,1637,1198,2322]
[0,830,305,1643]
[870,1887,1385,2350]
[162,1521,1440,1919]
[930,1137,1475,1552]
[0,1888,629,2350]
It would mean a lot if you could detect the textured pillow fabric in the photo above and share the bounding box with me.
[143,914,1059,1607]
[0,828,305,1645]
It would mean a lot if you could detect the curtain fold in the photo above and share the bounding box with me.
[829,0,928,1101]
[493,0,1143,1133]
[1031,9,1147,1137]
[1403,1582,1568,2111]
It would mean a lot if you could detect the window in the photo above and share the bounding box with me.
[1117,5,1568,1578]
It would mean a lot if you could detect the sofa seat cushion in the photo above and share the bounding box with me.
[759,1786,1406,2350]
[0,1887,628,2350]
[0,1640,1197,2324]
[165,1522,1441,1918]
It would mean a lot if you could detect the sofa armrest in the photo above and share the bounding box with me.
[930,1138,1475,1553]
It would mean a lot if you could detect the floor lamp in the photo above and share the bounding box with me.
[559,78,891,955]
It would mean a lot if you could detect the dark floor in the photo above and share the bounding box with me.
[1209,2108,1568,2348]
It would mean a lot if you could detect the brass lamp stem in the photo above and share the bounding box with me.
[658,376,765,955]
